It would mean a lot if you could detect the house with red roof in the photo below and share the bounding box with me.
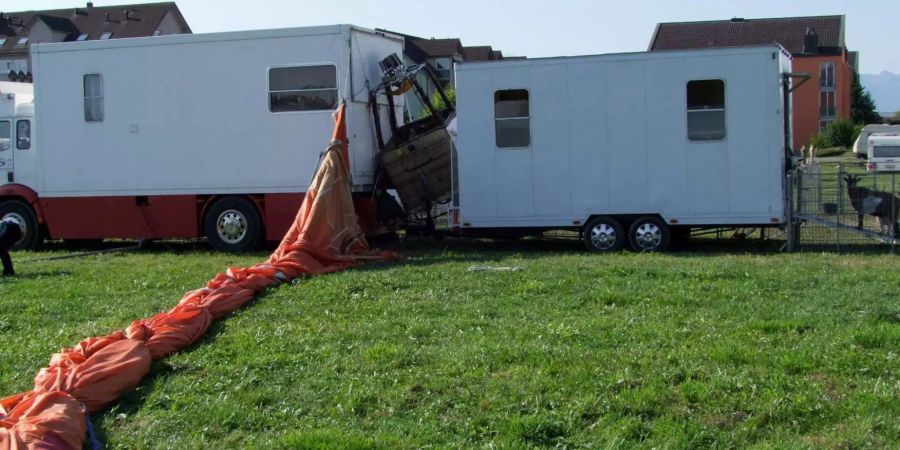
[0,2,191,80]
[649,15,856,150]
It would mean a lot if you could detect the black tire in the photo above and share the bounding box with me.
[628,216,670,252]
[0,199,43,250]
[203,197,262,252]
[583,216,625,252]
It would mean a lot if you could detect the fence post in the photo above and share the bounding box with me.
[787,172,800,252]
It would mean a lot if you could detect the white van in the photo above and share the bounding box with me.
[867,134,900,172]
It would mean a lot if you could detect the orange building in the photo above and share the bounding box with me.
[649,15,856,151]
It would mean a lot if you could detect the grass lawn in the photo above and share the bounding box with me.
[1,239,898,449]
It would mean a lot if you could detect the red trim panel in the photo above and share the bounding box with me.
[263,193,304,241]
[40,196,199,239]
[0,183,45,223]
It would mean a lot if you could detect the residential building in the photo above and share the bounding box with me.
[649,15,855,150]
[1,2,191,79]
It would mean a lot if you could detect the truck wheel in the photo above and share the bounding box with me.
[204,197,262,252]
[0,199,43,250]
[628,216,670,252]
[583,216,624,252]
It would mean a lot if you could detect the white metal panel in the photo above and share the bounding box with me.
[455,46,788,228]
[683,54,729,215]
[725,53,773,214]
[455,68,496,221]
[348,29,404,183]
[567,63,609,216]
[31,26,399,197]
[644,57,688,215]
[492,67,533,219]
[607,61,649,212]
[530,64,571,217]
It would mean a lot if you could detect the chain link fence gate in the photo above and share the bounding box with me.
[788,162,899,253]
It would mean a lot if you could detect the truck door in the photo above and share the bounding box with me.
[0,119,11,182]
[12,118,34,187]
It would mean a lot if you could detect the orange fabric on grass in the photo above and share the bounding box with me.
[0,102,391,448]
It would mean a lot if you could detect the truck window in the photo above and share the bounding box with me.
[0,121,9,151]
[16,120,30,150]
[873,146,900,158]
[687,79,726,141]
[494,89,530,148]
[268,65,337,112]
[84,74,104,122]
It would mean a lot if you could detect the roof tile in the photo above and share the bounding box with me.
[650,16,845,55]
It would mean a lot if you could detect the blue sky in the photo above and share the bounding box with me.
[5,0,899,74]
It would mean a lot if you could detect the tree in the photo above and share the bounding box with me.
[416,86,455,119]
[822,119,862,148]
[851,71,882,124]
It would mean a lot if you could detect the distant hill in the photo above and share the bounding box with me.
[861,71,900,115]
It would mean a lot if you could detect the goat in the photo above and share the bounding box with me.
[843,174,899,237]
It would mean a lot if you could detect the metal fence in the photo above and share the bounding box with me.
[790,162,899,252]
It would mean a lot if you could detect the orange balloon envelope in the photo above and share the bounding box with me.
[0,101,392,448]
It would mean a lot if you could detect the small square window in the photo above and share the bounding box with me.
[83,74,104,122]
[17,37,29,45]
[76,34,89,41]
[494,89,530,148]
[99,32,113,40]
[16,120,31,150]
[268,65,338,112]
[0,38,7,46]
[687,80,726,141]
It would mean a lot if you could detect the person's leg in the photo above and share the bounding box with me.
[0,226,22,276]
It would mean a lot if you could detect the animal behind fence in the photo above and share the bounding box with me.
[843,174,899,237]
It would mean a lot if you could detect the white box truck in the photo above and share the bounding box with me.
[452,46,794,251]
[0,25,402,251]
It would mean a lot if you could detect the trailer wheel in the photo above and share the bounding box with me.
[0,199,43,250]
[204,197,262,252]
[628,216,670,252]
[583,216,625,252]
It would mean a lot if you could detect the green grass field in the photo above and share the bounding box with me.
[1,239,898,449]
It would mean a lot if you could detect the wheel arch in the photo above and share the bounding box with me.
[0,184,45,223]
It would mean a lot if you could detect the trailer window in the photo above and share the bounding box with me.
[16,120,30,150]
[0,121,10,151]
[687,80,726,141]
[83,74,104,122]
[495,89,530,148]
[268,65,337,112]
[873,146,900,158]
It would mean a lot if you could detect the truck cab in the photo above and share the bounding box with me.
[0,81,39,249]
[867,133,900,172]
[0,82,36,187]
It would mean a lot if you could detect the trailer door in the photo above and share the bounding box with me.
[0,119,11,181]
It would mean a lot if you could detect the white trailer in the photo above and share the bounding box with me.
[452,46,793,251]
[866,134,900,172]
[0,25,402,251]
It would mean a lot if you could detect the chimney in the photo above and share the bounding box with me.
[730,17,746,23]
[86,2,94,7]
[803,27,819,54]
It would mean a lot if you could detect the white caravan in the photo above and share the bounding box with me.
[0,25,401,251]
[853,124,900,159]
[866,134,900,172]
[453,46,793,251]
